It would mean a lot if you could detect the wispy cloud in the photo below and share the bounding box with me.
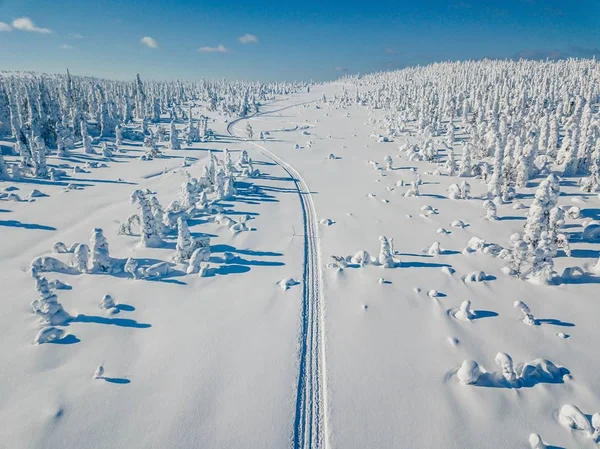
[198,44,228,53]
[11,17,52,34]
[515,49,564,60]
[385,48,397,55]
[0,22,12,32]
[60,44,73,49]
[238,33,259,44]
[140,36,158,49]
[68,32,83,39]
[334,66,348,72]
[568,46,600,58]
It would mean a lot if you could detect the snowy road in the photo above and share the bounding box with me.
[228,103,330,449]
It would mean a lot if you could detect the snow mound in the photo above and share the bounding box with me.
[278,278,300,290]
[34,327,68,345]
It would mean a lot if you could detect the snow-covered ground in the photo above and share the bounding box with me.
[2,73,600,449]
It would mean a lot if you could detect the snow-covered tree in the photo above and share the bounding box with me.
[378,236,394,267]
[174,217,193,263]
[168,120,181,149]
[458,143,473,177]
[130,189,163,247]
[89,228,112,273]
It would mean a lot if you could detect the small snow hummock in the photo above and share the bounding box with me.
[463,271,491,283]
[34,327,68,345]
[457,360,481,385]
[558,404,592,434]
[319,218,335,226]
[528,433,547,449]
[94,365,105,380]
[278,278,299,291]
[99,294,117,311]
[454,300,475,321]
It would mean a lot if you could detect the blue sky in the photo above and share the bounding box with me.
[0,0,598,82]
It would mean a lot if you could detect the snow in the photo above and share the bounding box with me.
[2,62,600,449]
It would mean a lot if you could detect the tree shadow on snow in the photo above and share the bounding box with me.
[0,219,56,231]
[204,264,251,277]
[103,377,131,385]
[472,310,499,320]
[536,318,575,327]
[402,261,452,269]
[47,334,81,345]
[72,314,151,329]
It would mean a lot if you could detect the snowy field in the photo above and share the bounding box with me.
[1,60,600,449]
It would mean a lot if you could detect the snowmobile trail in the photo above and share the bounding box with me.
[228,103,330,449]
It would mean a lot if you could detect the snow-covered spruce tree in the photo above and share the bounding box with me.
[378,236,395,268]
[187,239,211,274]
[115,124,124,147]
[135,73,146,120]
[504,233,528,277]
[483,200,498,220]
[488,142,504,199]
[384,155,393,170]
[168,120,181,150]
[32,136,48,178]
[446,121,455,146]
[31,273,71,325]
[548,206,571,257]
[246,123,253,139]
[179,177,197,209]
[0,151,9,180]
[149,196,167,236]
[101,142,113,159]
[130,189,163,247]
[443,148,457,176]
[547,116,559,159]
[224,149,236,176]
[522,175,561,284]
[89,228,112,273]
[72,243,90,273]
[174,217,193,263]
[124,257,139,279]
[224,176,237,200]
[215,169,226,200]
[583,140,600,192]
[501,136,516,202]
[152,98,161,123]
[237,149,249,167]
[81,120,94,154]
[458,143,473,177]
[523,175,560,250]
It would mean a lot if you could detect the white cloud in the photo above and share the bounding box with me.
[68,33,83,39]
[11,17,52,34]
[60,44,73,49]
[198,44,228,53]
[0,22,12,32]
[141,36,158,49]
[238,33,259,44]
[335,66,348,72]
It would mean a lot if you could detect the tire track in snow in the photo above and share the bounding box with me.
[227,104,330,449]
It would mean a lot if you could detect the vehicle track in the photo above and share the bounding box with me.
[227,104,330,449]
